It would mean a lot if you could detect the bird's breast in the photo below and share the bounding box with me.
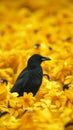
[28,67,43,86]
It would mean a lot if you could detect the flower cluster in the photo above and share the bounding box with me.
[0,0,73,130]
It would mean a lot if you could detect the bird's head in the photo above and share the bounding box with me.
[27,54,51,69]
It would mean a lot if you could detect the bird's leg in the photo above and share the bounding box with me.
[0,78,8,85]
[43,74,50,80]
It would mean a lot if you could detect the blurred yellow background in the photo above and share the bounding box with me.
[0,0,73,10]
[0,0,73,130]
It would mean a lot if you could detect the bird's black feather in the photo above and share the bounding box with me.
[10,54,51,96]
[10,68,29,95]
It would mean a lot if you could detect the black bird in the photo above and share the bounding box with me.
[10,54,51,96]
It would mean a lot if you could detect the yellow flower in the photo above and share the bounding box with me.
[0,0,73,129]
[22,92,35,108]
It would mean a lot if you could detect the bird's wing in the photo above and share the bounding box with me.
[16,67,28,80]
[10,68,29,93]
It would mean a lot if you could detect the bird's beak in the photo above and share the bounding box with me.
[42,57,51,61]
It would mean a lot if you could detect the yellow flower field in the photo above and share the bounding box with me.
[0,0,73,130]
